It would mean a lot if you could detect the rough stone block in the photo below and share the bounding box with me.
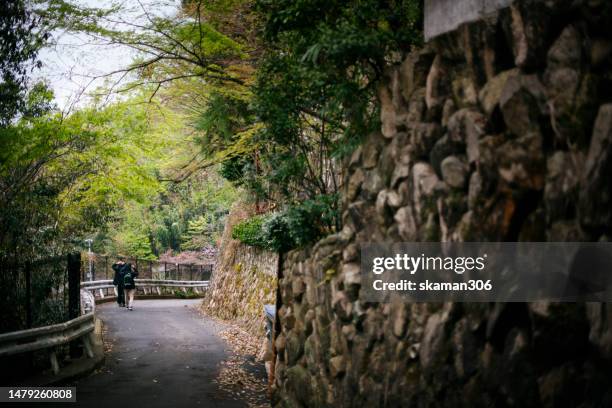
[579,104,612,229]
[441,155,470,188]
[499,73,547,136]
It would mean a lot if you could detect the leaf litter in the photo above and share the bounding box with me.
[207,314,269,408]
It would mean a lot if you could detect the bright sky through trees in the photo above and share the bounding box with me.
[37,0,179,109]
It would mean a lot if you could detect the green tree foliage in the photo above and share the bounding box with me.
[181,216,209,250]
[0,0,49,125]
[134,0,422,250]
[252,0,422,189]
[219,155,252,185]
[43,0,264,182]
[26,0,422,254]
[0,86,238,260]
[226,0,423,247]
[0,2,243,332]
[0,91,167,332]
[105,170,237,257]
[0,95,163,259]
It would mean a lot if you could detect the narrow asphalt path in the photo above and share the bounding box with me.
[57,299,248,408]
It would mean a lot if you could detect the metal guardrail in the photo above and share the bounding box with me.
[0,313,95,374]
[80,279,210,299]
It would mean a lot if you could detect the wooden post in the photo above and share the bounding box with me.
[23,260,34,372]
[164,262,167,280]
[68,253,81,358]
[68,253,81,319]
[25,261,32,329]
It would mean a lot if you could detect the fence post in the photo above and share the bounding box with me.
[68,253,81,357]
[23,260,33,370]
[25,261,32,329]
[164,262,167,280]
[177,264,180,280]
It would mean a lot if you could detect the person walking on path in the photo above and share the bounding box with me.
[112,257,128,307]
[123,263,138,310]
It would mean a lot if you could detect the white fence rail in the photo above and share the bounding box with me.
[0,312,95,374]
[80,279,210,299]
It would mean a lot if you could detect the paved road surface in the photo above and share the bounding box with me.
[55,299,248,408]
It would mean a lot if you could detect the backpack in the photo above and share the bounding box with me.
[123,268,135,289]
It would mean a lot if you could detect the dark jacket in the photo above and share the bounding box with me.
[112,262,130,286]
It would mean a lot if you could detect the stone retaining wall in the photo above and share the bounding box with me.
[201,204,277,337]
[273,1,612,406]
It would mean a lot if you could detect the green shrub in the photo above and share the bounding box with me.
[284,194,338,247]
[231,214,267,247]
[261,212,293,251]
[232,194,339,252]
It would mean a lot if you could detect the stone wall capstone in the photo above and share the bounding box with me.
[273,1,612,406]
[424,0,513,41]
